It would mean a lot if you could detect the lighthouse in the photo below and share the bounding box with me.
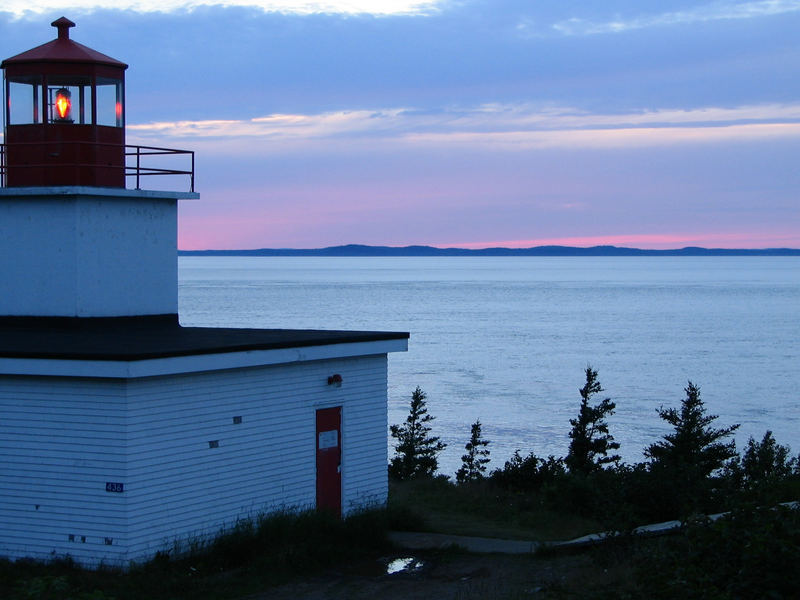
[0,19,407,566]
[0,16,196,318]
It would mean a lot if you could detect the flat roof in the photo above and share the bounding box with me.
[0,315,409,361]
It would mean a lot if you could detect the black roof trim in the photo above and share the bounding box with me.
[0,316,409,361]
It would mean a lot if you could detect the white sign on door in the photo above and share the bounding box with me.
[318,430,338,449]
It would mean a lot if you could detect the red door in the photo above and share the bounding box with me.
[316,407,342,517]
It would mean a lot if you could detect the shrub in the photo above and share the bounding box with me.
[724,430,800,504]
[634,504,800,598]
[741,430,796,484]
[490,451,566,493]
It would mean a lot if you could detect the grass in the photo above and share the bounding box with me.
[0,480,611,600]
[0,508,396,600]
[4,481,798,599]
[389,476,603,541]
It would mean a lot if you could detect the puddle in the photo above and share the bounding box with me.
[386,557,425,575]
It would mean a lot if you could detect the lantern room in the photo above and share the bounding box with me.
[1,17,127,187]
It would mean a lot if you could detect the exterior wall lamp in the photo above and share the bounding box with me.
[327,374,343,387]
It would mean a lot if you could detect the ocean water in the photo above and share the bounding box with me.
[178,256,800,477]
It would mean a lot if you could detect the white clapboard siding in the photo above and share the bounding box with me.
[0,352,390,566]
[125,355,388,560]
[0,376,129,565]
[341,355,389,512]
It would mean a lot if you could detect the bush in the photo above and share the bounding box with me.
[741,430,796,484]
[723,430,800,505]
[490,451,566,493]
[634,504,800,599]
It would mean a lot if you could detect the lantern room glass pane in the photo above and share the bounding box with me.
[97,78,123,127]
[7,75,42,125]
[46,75,91,125]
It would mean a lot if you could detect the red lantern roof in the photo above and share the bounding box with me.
[1,17,127,70]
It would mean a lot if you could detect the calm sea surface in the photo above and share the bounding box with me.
[178,256,800,477]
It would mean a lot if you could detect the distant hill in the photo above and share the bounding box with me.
[179,244,800,257]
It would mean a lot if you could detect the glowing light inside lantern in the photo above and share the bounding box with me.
[54,88,72,121]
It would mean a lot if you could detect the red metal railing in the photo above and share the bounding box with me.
[0,142,194,192]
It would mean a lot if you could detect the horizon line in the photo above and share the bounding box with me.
[178,243,800,254]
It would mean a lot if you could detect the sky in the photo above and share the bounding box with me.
[1,1,799,249]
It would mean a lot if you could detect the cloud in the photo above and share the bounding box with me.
[126,102,800,152]
[5,1,796,121]
[403,123,800,151]
[1,0,442,17]
[551,0,800,36]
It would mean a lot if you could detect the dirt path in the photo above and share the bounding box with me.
[245,549,616,599]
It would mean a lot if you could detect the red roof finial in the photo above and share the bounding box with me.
[51,17,76,40]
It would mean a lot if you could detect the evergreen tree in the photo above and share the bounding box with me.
[646,382,739,476]
[389,386,446,480]
[565,367,621,475]
[645,382,739,512]
[455,419,491,483]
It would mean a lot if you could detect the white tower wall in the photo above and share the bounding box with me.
[0,187,196,317]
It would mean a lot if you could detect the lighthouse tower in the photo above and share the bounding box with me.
[0,19,407,566]
[0,16,196,319]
